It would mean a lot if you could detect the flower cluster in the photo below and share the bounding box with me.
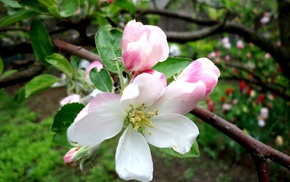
[63,20,220,181]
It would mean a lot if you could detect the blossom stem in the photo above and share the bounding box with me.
[116,61,125,93]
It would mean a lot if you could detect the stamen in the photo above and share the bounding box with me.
[127,103,158,134]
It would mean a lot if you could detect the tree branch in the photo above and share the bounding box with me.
[0,64,44,88]
[137,9,218,26]
[191,106,290,181]
[166,23,223,42]
[52,39,101,62]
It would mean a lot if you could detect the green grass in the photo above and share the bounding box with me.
[0,90,120,182]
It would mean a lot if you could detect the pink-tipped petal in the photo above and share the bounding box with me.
[149,80,206,115]
[144,113,199,154]
[60,94,81,106]
[177,58,220,98]
[121,73,166,108]
[85,61,103,84]
[121,20,169,72]
[116,125,153,181]
[67,93,125,146]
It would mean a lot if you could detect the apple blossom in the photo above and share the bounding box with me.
[221,37,231,49]
[121,20,169,72]
[63,147,81,166]
[258,118,266,127]
[260,12,270,24]
[63,145,100,169]
[236,40,245,49]
[67,73,207,181]
[60,94,81,106]
[176,58,220,99]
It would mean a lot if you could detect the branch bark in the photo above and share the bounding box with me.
[52,39,101,62]
[191,106,290,177]
[0,64,44,88]
[166,23,223,42]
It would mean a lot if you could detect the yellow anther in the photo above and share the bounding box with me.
[126,103,159,134]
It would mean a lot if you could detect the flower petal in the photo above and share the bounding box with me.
[177,58,220,98]
[144,113,199,154]
[149,80,206,115]
[67,93,125,146]
[121,20,169,72]
[116,125,153,181]
[121,73,166,108]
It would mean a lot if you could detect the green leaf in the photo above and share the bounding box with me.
[70,55,81,69]
[52,103,85,146]
[48,5,60,17]
[159,141,200,158]
[0,58,4,75]
[0,10,40,27]
[29,19,55,65]
[153,57,192,78]
[110,0,136,14]
[95,25,124,73]
[59,0,80,17]
[24,74,60,98]
[38,0,56,7]
[0,69,17,80]
[2,0,22,8]
[14,87,26,103]
[46,53,73,79]
[89,68,113,92]
[19,0,48,12]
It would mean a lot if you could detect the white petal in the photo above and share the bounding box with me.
[144,113,199,154]
[121,73,165,108]
[67,93,126,146]
[116,125,153,181]
[149,81,206,115]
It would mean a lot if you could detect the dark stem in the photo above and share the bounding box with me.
[52,39,101,62]
[251,154,270,182]
[191,106,290,172]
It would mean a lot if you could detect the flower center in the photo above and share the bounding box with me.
[127,103,158,135]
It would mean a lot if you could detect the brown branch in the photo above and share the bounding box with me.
[137,9,218,26]
[251,154,270,182]
[0,64,44,88]
[166,23,223,42]
[52,39,101,62]
[191,106,290,179]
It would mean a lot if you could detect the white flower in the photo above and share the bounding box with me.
[67,73,206,181]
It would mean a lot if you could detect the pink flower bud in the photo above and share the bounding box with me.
[221,37,231,49]
[121,20,169,72]
[85,61,103,85]
[63,147,81,166]
[60,94,81,106]
[260,12,270,24]
[177,58,220,99]
[265,53,271,59]
[236,40,244,49]
[225,55,231,61]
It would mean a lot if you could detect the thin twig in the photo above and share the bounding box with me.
[52,39,101,62]
[0,64,44,88]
